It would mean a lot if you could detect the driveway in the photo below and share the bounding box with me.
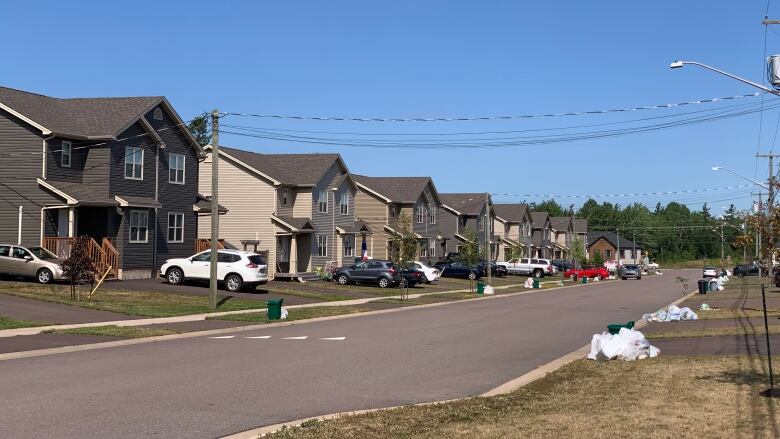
[0,294,134,324]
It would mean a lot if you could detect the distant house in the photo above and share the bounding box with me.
[530,212,553,259]
[352,175,442,262]
[199,146,369,279]
[550,217,574,259]
[574,218,588,259]
[0,86,203,279]
[439,193,494,257]
[493,203,533,261]
[587,231,643,264]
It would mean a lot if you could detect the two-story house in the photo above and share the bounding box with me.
[199,146,369,280]
[0,86,203,279]
[439,193,494,256]
[587,231,643,264]
[574,218,588,260]
[352,175,442,263]
[550,216,574,259]
[493,203,533,261]
[530,212,553,259]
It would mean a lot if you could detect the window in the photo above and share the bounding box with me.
[317,235,328,257]
[168,153,185,184]
[125,146,144,180]
[343,235,354,256]
[429,240,436,257]
[167,213,184,243]
[192,251,211,262]
[605,249,612,259]
[318,190,328,213]
[429,207,436,224]
[479,218,484,231]
[340,192,349,215]
[459,217,466,229]
[281,188,288,206]
[420,243,428,258]
[0,245,9,257]
[389,204,396,218]
[129,210,149,243]
[217,253,241,263]
[152,107,163,121]
[416,203,425,224]
[12,247,32,259]
[61,141,72,168]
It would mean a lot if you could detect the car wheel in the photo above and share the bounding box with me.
[533,269,543,278]
[224,274,243,292]
[337,274,349,285]
[36,268,53,284]
[637,276,642,280]
[378,277,390,288]
[166,267,184,285]
[622,277,627,280]
[468,272,477,280]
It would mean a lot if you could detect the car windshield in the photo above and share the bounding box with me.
[28,246,58,260]
[624,265,638,269]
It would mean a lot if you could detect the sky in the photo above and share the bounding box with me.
[1,1,778,214]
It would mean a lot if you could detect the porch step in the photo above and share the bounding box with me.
[296,272,321,282]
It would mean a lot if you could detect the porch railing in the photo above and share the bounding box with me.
[42,236,119,279]
[195,238,225,253]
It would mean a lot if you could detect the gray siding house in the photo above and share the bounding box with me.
[530,212,553,259]
[493,203,533,261]
[0,86,203,279]
[439,193,494,257]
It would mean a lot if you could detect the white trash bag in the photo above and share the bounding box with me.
[524,278,534,288]
[483,285,495,295]
[280,307,289,320]
[587,327,660,361]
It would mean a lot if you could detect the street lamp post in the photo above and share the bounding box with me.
[670,60,780,96]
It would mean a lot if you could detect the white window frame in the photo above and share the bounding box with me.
[429,240,436,257]
[317,234,328,257]
[429,206,436,224]
[61,141,72,168]
[129,210,149,243]
[340,192,349,215]
[479,218,485,231]
[343,235,354,257]
[420,243,428,258]
[125,146,144,180]
[167,212,184,243]
[281,188,289,206]
[318,190,328,213]
[168,153,185,184]
[389,204,396,218]
[416,203,424,224]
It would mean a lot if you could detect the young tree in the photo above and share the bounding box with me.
[570,235,586,267]
[61,236,97,302]
[388,212,418,269]
[506,243,524,261]
[187,112,211,147]
[592,250,605,267]
[457,230,482,292]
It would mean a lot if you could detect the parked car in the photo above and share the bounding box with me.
[433,261,485,280]
[333,260,401,288]
[0,244,64,284]
[399,267,425,287]
[702,266,718,278]
[496,258,554,278]
[563,266,609,280]
[645,261,660,270]
[619,264,642,280]
[161,249,268,292]
[479,260,507,277]
[412,261,441,283]
[552,259,575,271]
[733,262,763,277]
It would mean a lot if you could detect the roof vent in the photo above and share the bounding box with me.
[152,107,163,121]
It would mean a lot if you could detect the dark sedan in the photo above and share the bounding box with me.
[399,267,425,287]
[433,261,485,280]
[734,263,763,277]
[332,260,401,288]
[552,259,575,271]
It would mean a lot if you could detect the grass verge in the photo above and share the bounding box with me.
[0,281,266,317]
[45,325,180,338]
[206,305,374,323]
[0,315,48,330]
[697,308,780,320]
[267,356,780,438]
[646,324,780,340]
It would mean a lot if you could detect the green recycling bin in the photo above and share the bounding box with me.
[476,280,485,294]
[582,277,588,284]
[532,278,540,289]
[607,320,635,335]
[267,298,284,320]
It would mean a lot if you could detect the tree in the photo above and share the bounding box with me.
[570,235,586,267]
[506,243,524,261]
[61,236,97,302]
[187,112,211,146]
[457,230,482,292]
[533,199,565,217]
[592,250,605,267]
[388,212,418,269]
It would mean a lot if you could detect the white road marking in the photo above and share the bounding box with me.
[245,336,272,339]
[320,337,346,341]
[281,336,308,340]
[208,336,235,339]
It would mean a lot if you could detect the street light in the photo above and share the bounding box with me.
[711,166,770,189]
[670,60,780,96]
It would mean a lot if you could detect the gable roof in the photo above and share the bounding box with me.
[550,216,572,231]
[574,218,588,234]
[352,175,439,204]
[493,203,529,222]
[215,145,344,187]
[587,231,641,250]
[530,212,550,228]
[439,193,486,216]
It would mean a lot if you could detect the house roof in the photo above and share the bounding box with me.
[194,194,228,214]
[0,86,164,139]
[337,220,372,234]
[37,179,116,206]
[352,175,438,204]
[114,195,162,209]
[216,146,344,186]
[493,204,529,222]
[587,231,642,250]
[574,218,588,234]
[272,215,317,232]
[550,216,571,231]
[439,193,486,216]
[530,212,550,228]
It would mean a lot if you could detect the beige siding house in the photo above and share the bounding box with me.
[493,204,533,261]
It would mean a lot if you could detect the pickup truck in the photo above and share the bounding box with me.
[496,258,554,278]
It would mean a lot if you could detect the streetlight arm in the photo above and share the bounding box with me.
[671,60,780,96]
[712,166,770,189]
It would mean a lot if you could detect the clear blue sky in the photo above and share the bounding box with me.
[1,1,778,213]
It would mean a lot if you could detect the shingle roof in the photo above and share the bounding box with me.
[587,231,641,250]
[353,175,435,204]
[493,204,529,222]
[439,193,485,215]
[39,180,116,206]
[574,218,588,234]
[218,146,343,186]
[194,194,228,214]
[273,215,317,231]
[530,212,549,228]
[338,220,372,234]
[0,86,162,138]
[550,216,571,231]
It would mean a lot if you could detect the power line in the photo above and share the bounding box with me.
[491,184,751,199]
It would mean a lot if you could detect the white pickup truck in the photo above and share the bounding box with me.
[496,258,554,278]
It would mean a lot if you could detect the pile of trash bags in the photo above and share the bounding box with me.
[523,278,534,288]
[643,304,698,322]
[587,327,660,361]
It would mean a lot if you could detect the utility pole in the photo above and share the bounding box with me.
[209,109,220,310]
[485,192,491,286]
[756,153,778,283]
[616,228,620,265]
[720,223,724,267]
[633,231,637,264]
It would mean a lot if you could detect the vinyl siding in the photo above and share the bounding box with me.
[309,162,355,268]
[46,137,85,183]
[354,188,389,259]
[293,189,312,218]
[277,186,295,217]
[439,208,459,255]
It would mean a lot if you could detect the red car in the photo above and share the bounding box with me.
[564,266,609,280]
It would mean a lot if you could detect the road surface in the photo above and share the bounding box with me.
[0,271,691,438]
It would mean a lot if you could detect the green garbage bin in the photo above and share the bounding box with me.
[532,278,540,289]
[607,320,635,335]
[476,280,485,294]
[267,298,284,320]
[582,277,588,284]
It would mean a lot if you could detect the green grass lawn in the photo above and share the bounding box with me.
[45,325,180,338]
[207,305,374,323]
[646,324,780,340]
[696,308,780,320]
[267,356,780,438]
[0,315,48,330]
[0,281,267,318]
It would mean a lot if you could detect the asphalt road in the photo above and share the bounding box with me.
[0,271,692,439]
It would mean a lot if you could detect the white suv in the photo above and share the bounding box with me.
[161,249,268,292]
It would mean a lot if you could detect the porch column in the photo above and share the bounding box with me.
[290,234,298,274]
[67,207,75,238]
[335,232,343,265]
